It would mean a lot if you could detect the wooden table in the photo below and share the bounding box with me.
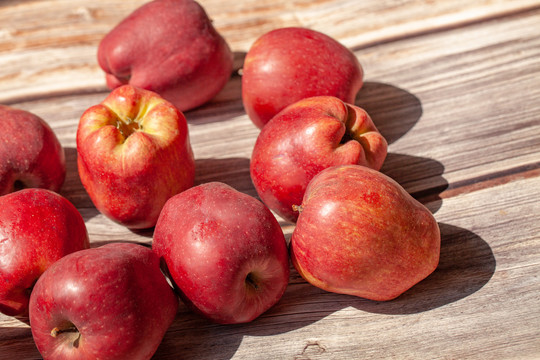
[1,0,539,359]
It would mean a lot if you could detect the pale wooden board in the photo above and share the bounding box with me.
[7,8,540,216]
[356,9,540,200]
[1,0,540,359]
[1,0,540,103]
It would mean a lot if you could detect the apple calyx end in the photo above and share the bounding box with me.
[115,117,142,141]
[292,204,303,213]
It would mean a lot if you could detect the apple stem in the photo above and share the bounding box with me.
[292,204,303,213]
[51,325,78,338]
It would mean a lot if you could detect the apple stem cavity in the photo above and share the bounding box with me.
[13,180,26,192]
[24,278,38,297]
[51,324,79,338]
[339,131,354,144]
[245,272,260,291]
[50,323,82,348]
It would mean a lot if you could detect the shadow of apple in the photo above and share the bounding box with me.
[194,157,255,197]
[185,52,246,126]
[381,153,448,213]
[355,81,423,145]
[351,223,496,314]
[153,222,494,360]
[254,223,494,320]
[61,147,99,224]
[61,147,88,206]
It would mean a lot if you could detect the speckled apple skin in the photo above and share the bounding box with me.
[0,189,89,318]
[98,0,233,112]
[0,105,65,195]
[77,85,195,229]
[153,182,290,324]
[29,243,178,360]
[290,165,440,301]
[250,96,387,223]
[242,27,364,129]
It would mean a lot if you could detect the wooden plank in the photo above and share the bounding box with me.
[140,176,540,359]
[2,0,539,51]
[1,0,540,103]
[9,5,540,210]
[0,0,539,359]
[2,176,537,359]
[356,9,540,200]
[2,7,538,237]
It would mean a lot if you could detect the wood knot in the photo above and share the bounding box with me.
[294,340,326,359]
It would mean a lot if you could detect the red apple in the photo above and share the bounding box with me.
[242,27,364,129]
[152,182,289,324]
[29,242,179,360]
[0,189,89,319]
[0,105,65,195]
[290,165,440,301]
[250,96,387,223]
[98,0,234,112]
[77,85,195,229]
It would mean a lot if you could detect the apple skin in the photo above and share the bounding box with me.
[242,27,364,129]
[290,165,440,301]
[98,0,233,112]
[0,189,89,319]
[152,182,290,324]
[29,242,179,360]
[250,96,387,223]
[77,85,195,229]
[0,105,65,195]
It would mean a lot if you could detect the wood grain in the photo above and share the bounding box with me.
[0,0,539,359]
[1,0,539,103]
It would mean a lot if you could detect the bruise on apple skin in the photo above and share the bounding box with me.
[290,165,440,301]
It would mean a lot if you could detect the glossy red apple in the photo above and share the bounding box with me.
[29,242,178,360]
[242,27,364,129]
[0,105,65,195]
[98,0,234,112]
[0,189,89,319]
[77,85,195,229]
[153,182,290,324]
[250,96,387,223]
[290,165,440,301]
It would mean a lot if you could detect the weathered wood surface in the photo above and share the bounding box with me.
[1,0,539,359]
